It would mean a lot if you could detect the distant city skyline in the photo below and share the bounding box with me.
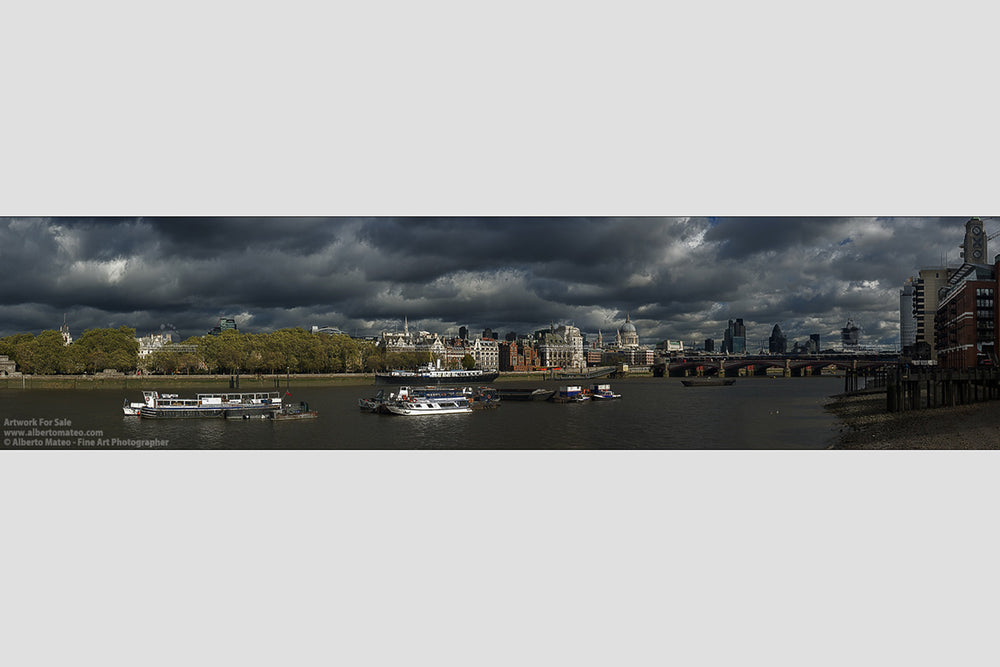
[0,217,991,347]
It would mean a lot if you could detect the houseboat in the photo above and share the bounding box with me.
[124,390,286,419]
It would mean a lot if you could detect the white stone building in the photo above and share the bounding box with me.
[137,332,174,358]
[0,355,21,376]
[537,324,584,369]
[469,337,500,371]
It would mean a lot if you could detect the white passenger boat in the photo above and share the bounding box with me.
[374,360,499,386]
[382,386,473,415]
[123,390,286,419]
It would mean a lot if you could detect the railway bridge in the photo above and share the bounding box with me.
[652,353,900,378]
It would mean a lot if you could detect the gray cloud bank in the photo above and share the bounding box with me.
[0,216,979,348]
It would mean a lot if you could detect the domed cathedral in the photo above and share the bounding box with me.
[614,311,640,349]
[962,217,988,264]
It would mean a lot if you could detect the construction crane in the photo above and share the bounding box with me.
[985,216,999,241]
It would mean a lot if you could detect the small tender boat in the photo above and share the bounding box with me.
[272,401,318,420]
[589,383,621,400]
[470,387,501,410]
[550,386,590,403]
[680,378,736,387]
[382,386,473,416]
[359,389,390,413]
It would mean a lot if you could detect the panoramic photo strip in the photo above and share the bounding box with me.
[2,216,998,449]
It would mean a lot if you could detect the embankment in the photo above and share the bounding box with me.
[827,391,1000,449]
[0,371,585,390]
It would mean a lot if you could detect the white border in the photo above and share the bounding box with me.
[2,2,997,665]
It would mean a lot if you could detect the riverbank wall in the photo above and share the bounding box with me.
[1,370,627,390]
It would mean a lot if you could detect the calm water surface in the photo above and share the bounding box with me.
[1,377,844,449]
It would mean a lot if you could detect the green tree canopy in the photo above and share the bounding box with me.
[73,326,140,373]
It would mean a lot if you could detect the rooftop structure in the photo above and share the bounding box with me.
[614,312,640,348]
[208,317,238,336]
[960,216,988,263]
[60,315,72,346]
[311,325,347,335]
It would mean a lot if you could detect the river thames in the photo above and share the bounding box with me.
[1,376,844,449]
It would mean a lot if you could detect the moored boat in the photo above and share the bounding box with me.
[497,387,555,401]
[126,390,286,418]
[382,386,473,415]
[272,401,319,420]
[359,389,390,413]
[680,378,736,387]
[550,386,589,403]
[374,360,499,386]
[470,387,501,409]
[589,383,621,400]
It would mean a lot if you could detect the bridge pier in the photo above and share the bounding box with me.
[885,366,1000,412]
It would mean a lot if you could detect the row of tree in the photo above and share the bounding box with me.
[0,327,478,375]
[0,327,140,374]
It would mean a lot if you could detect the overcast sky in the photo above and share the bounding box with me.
[0,216,990,349]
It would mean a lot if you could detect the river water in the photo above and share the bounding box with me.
[1,376,844,449]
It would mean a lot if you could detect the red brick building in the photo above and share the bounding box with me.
[935,260,999,368]
[499,341,539,372]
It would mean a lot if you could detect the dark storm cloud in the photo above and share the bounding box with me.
[0,216,990,348]
[357,218,691,283]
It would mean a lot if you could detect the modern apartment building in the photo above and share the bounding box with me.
[900,280,916,351]
[913,267,955,360]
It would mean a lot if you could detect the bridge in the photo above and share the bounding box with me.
[652,354,900,378]
[550,366,618,380]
